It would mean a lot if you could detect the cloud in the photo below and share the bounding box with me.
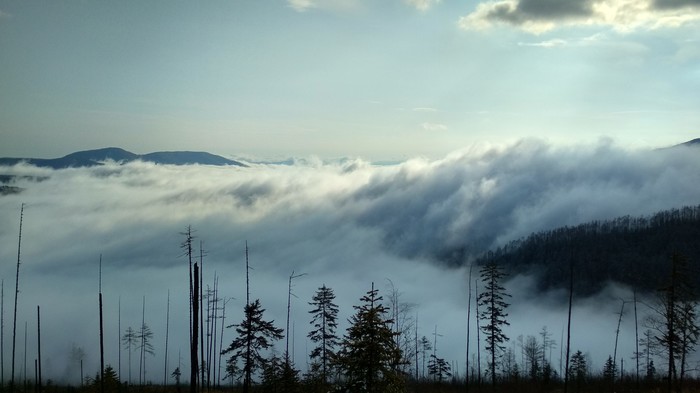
[286,0,362,13]
[421,122,448,131]
[2,139,700,383]
[0,9,12,19]
[459,0,700,33]
[518,38,568,47]
[287,0,317,12]
[413,107,439,112]
[405,0,442,11]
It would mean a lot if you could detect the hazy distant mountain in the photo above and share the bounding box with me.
[474,205,700,296]
[680,138,700,147]
[0,147,246,169]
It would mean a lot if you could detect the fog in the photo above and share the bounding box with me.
[1,139,699,385]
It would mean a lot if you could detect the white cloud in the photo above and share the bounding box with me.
[518,38,568,47]
[459,0,700,33]
[2,140,700,383]
[421,122,448,131]
[288,0,317,12]
[405,0,442,11]
[286,0,363,13]
[413,107,439,112]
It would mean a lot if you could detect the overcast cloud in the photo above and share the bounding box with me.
[460,0,700,33]
[1,140,699,384]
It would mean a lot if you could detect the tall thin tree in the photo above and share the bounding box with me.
[164,290,170,386]
[36,306,41,391]
[308,284,340,384]
[286,271,305,363]
[1,279,4,389]
[10,203,24,393]
[199,241,205,388]
[475,279,481,387]
[563,258,574,393]
[478,261,511,389]
[118,296,121,383]
[191,263,199,393]
[466,263,473,392]
[99,255,105,393]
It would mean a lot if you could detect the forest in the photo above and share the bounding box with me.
[1,205,699,393]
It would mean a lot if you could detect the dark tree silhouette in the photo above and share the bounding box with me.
[222,299,283,393]
[338,283,402,393]
[122,327,137,384]
[137,323,155,384]
[478,261,511,389]
[427,354,452,383]
[307,284,340,384]
[646,252,699,393]
[568,350,587,393]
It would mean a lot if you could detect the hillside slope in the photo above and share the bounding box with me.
[475,205,700,295]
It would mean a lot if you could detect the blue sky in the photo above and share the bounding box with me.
[1,0,699,160]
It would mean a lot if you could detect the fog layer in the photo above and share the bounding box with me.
[0,139,698,384]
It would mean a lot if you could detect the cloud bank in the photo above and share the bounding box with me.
[1,139,699,384]
[460,0,700,33]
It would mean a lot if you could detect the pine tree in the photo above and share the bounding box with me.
[418,336,432,379]
[222,299,283,393]
[647,253,700,392]
[338,283,403,393]
[137,323,155,384]
[603,355,616,382]
[478,261,511,388]
[122,327,137,385]
[307,285,340,384]
[427,354,452,383]
[568,350,587,392]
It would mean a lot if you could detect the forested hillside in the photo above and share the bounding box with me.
[475,205,700,295]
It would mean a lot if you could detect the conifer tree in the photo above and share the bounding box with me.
[122,327,137,385]
[427,354,452,383]
[478,261,511,388]
[338,283,402,393]
[307,285,340,384]
[568,350,587,392]
[222,299,283,393]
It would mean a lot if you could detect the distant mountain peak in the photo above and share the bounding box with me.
[0,148,246,169]
[681,138,700,146]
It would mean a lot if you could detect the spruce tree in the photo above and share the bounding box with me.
[478,261,511,388]
[122,327,137,385]
[222,299,283,393]
[338,283,402,393]
[307,285,340,384]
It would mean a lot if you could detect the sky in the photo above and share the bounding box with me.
[1,140,700,385]
[1,0,700,387]
[1,0,699,160]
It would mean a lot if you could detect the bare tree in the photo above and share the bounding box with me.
[10,203,25,392]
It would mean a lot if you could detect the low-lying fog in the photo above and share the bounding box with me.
[1,139,699,385]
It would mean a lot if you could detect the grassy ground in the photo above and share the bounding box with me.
[15,378,700,393]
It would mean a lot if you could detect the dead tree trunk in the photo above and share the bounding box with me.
[11,203,25,393]
[164,290,170,386]
[190,263,199,393]
[564,259,574,393]
[99,256,105,393]
[37,306,42,392]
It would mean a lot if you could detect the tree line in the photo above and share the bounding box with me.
[4,205,700,393]
[474,204,700,295]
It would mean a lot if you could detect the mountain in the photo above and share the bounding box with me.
[474,205,700,296]
[681,138,700,147]
[0,147,246,169]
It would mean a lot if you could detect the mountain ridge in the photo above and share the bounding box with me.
[0,147,246,169]
[473,205,700,296]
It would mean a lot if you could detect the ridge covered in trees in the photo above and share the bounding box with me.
[474,205,700,295]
